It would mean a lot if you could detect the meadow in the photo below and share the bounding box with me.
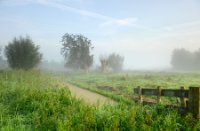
[0,70,200,130]
[64,71,200,104]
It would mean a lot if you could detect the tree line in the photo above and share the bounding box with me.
[0,34,124,72]
[1,34,200,71]
[171,48,200,70]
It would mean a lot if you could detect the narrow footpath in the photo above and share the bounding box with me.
[66,83,116,106]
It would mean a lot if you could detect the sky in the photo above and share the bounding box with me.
[0,0,200,69]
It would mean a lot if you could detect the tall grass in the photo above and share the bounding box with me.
[0,70,200,130]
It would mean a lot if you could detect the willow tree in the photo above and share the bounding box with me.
[108,53,124,72]
[99,55,109,73]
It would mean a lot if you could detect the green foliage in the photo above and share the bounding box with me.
[5,36,42,70]
[171,48,200,70]
[1,71,200,130]
[61,33,93,71]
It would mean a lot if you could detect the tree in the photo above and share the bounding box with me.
[194,49,200,70]
[61,33,93,71]
[108,53,124,72]
[99,55,109,73]
[171,48,194,70]
[5,36,42,70]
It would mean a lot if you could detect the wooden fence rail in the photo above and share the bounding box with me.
[134,86,200,119]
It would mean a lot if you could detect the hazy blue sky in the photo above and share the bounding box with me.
[0,0,200,69]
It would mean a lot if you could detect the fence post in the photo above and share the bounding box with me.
[180,86,187,108]
[189,87,200,119]
[157,86,161,103]
[138,86,143,103]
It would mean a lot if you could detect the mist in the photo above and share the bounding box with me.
[0,0,200,71]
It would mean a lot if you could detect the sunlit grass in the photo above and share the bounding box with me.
[0,70,200,130]
[64,72,200,104]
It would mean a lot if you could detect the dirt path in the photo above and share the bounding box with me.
[66,83,116,106]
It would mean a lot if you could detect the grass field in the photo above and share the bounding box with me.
[1,70,200,130]
[64,72,200,104]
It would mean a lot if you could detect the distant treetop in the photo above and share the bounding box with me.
[61,33,93,72]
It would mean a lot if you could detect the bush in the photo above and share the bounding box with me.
[5,36,42,70]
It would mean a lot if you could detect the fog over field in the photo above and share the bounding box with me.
[0,0,200,70]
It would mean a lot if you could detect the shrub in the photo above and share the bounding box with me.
[5,36,42,70]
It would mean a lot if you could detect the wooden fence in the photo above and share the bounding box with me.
[134,86,200,119]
